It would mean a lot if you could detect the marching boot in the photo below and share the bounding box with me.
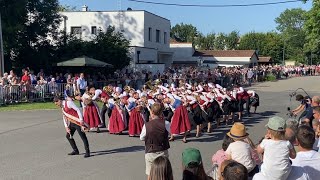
[68,150,79,156]
[84,150,90,158]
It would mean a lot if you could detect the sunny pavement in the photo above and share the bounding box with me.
[0,76,319,180]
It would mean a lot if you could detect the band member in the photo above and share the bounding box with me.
[108,97,127,135]
[100,86,112,128]
[81,86,102,133]
[193,94,206,137]
[163,94,191,143]
[235,84,249,120]
[53,97,90,158]
[247,90,260,113]
[127,93,145,137]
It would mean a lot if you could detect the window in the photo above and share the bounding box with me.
[156,29,160,43]
[71,26,81,35]
[91,26,97,35]
[164,32,167,44]
[148,27,152,41]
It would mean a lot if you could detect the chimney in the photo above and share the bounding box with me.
[82,5,88,12]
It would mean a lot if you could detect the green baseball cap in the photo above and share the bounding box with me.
[266,116,286,131]
[182,148,202,168]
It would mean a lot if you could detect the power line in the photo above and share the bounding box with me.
[127,0,303,8]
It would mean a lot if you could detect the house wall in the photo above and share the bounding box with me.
[170,43,194,61]
[59,10,172,66]
[60,11,145,47]
[144,12,171,52]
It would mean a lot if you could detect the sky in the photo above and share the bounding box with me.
[59,0,312,35]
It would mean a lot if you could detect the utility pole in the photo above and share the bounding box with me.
[0,13,4,75]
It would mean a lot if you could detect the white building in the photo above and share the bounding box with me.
[192,50,258,67]
[170,41,258,67]
[59,6,173,68]
[170,41,197,66]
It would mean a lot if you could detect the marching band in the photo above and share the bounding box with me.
[56,79,260,157]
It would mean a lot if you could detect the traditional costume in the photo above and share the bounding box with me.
[166,94,191,142]
[82,90,102,132]
[127,97,145,137]
[108,96,127,134]
[61,99,90,158]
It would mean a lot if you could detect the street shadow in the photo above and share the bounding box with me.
[187,110,279,143]
[88,145,144,157]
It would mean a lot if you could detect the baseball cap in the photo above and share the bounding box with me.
[266,116,286,131]
[182,148,202,168]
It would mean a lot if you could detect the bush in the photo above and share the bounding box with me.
[265,73,277,81]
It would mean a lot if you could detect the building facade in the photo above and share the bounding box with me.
[59,6,172,67]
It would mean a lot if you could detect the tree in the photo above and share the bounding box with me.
[275,8,306,63]
[171,23,198,43]
[225,31,240,50]
[194,32,215,50]
[304,0,320,64]
[238,32,283,63]
[55,26,131,70]
[0,0,61,70]
[214,33,226,50]
[58,4,77,11]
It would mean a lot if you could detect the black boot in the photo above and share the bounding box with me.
[68,150,79,156]
[84,150,90,158]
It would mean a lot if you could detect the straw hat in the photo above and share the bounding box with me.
[227,123,249,140]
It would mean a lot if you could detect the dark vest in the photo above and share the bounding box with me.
[145,118,170,153]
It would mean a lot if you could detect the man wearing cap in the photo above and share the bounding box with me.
[254,116,296,180]
[140,103,170,178]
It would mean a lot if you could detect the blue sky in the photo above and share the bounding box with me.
[59,0,312,35]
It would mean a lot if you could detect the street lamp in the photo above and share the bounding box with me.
[282,34,298,66]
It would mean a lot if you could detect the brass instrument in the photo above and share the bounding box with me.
[153,79,163,86]
[124,85,131,92]
[103,86,113,95]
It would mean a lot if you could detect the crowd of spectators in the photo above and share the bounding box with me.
[144,95,320,180]
[0,64,319,104]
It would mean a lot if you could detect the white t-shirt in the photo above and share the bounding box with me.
[253,166,310,180]
[225,141,256,172]
[259,139,293,180]
[291,150,320,180]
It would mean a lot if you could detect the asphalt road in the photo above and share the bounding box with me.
[0,76,319,180]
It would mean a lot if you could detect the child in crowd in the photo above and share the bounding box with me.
[212,135,234,167]
[225,123,258,177]
[254,116,296,180]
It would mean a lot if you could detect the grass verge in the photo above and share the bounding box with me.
[0,102,57,111]
[0,101,105,112]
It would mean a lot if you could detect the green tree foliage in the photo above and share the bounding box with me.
[225,31,240,50]
[0,0,61,70]
[195,32,215,50]
[275,8,306,63]
[304,0,320,64]
[171,23,198,43]
[238,32,283,63]
[55,26,131,70]
[214,33,226,50]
